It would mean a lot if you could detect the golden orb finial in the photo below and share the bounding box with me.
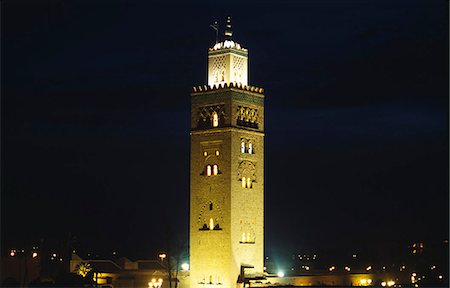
[224,16,232,39]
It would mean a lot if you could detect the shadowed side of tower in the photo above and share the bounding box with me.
[190,17,265,288]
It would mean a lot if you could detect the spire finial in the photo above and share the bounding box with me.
[224,16,232,39]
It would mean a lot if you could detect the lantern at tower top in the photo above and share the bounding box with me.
[207,16,248,87]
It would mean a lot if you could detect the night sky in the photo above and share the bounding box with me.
[3,0,449,262]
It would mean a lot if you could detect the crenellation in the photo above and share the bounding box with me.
[192,82,264,95]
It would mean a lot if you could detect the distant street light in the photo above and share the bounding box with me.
[148,278,163,288]
[181,263,190,271]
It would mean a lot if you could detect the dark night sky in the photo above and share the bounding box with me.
[3,0,449,262]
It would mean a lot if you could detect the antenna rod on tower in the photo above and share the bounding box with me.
[209,21,219,44]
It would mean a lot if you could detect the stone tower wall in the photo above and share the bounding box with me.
[190,86,264,288]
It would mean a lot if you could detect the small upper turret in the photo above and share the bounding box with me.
[207,16,249,87]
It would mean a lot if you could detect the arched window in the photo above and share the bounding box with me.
[209,218,214,230]
[212,112,219,127]
[241,142,246,153]
[242,232,246,242]
[207,165,212,176]
[247,178,252,189]
[242,177,246,188]
[221,70,225,81]
[213,165,218,175]
[248,143,253,154]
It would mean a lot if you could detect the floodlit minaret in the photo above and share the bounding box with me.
[190,16,265,288]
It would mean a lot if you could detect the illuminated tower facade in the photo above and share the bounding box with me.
[190,17,265,288]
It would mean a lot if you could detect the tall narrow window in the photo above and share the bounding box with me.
[221,70,225,81]
[213,165,218,175]
[209,218,214,230]
[242,232,246,242]
[248,143,253,154]
[212,112,219,127]
[242,177,246,188]
[247,178,252,189]
[207,165,212,176]
[209,203,213,211]
[241,142,246,153]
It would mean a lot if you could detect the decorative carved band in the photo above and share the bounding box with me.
[192,82,264,94]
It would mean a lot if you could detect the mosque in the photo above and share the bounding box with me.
[189,16,265,288]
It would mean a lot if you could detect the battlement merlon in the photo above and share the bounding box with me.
[192,82,264,97]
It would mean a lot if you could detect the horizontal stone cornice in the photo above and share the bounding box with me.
[191,127,264,137]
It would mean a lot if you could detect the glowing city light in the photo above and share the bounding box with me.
[181,263,190,271]
[359,279,372,286]
[366,265,372,271]
[387,280,395,287]
[329,266,336,271]
[10,250,15,257]
[32,252,38,258]
[159,253,166,261]
[344,266,351,272]
[381,282,387,287]
[148,278,163,288]
[277,271,284,278]
[438,275,443,280]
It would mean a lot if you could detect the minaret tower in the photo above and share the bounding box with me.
[190,17,265,288]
